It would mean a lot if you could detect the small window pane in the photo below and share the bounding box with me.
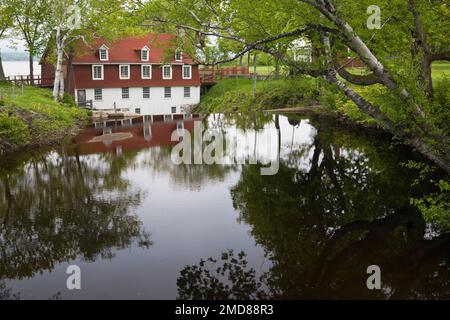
[175,50,182,61]
[184,87,191,98]
[135,108,141,114]
[94,88,102,100]
[93,66,103,80]
[183,65,191,79]
[143,87,150,99]
[100,49,107,60]
[164,87,171,98]
[141,50,148,61]
[142,65,151,79]
[120,65,129,79]
[122,88,129,99]
[163,66,172,79]
[171,107,177,114]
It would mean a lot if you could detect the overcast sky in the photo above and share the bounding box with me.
[0,38,27,52]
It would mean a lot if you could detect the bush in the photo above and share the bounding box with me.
[62,92,77,107]
[430,77,450,136]
[199,77,322,113]
[0,113,30,145]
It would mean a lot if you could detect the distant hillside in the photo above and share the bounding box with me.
[0,51,41,61]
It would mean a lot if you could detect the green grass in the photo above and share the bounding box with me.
[199,77,323,113]
[347,61,450,82]
[221,61,450,79]
[432,61,450,81]
[0,82,88,150]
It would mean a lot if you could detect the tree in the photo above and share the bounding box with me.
[0,0,13,39]
[140,0,450,173]
[0,0,13,81]
[48,0,135,100]
[7,0,51,85]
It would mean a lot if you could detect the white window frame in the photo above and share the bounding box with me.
[182,65,192,79]
[175,49,182,61]
[164,87,172,98]
[141,64,152,79]
[122,87,130,99]
[143,87,150,99]
[119,64,130,80]
[94,88,103,101]
[184,86,191,98]
[162,65,172,80]
[92,65,104,80]
[99,45,109,61]
[141,46,149,61]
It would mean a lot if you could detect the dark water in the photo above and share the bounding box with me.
[0,114,449,299]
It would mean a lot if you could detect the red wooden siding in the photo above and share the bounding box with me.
[73,64,201,89]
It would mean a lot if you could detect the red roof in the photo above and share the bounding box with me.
[73,33,195,65]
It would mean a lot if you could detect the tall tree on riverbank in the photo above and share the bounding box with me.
[48,0,136,100]
[140,0,450,173]
[0,0,13,40]
[0,0,13,81]
[7,0,51,85]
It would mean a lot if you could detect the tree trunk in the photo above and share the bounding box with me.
[52,26,64,101]
[253,54,257,98]
[274,58,280,79]
[327,73,450,173]
[29,50,34,85]
[307,1,427,119]
[408,0,433,98]
[59,69,65,100]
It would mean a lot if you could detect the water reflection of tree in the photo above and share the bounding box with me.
[177,118,450,299]
[0,150,151,280]
[139,147,238,191]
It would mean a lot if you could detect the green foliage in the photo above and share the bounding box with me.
[403,160,450,231]
[199,77,322,113]
[61,92,77,107]
[430,77,450,136]
[0,112,30,144]
[0,83,88,150]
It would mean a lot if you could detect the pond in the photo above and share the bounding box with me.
[0,113,449,299]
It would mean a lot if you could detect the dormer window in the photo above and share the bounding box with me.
[141,46,149,61]
[99,45,109,61]
[175,49,182,61]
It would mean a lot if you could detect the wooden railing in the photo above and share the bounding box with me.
[3,75,54,86]
[78,100,93,109]
[200,66,251,84]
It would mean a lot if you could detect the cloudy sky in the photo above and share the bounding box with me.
[0,38,27,52]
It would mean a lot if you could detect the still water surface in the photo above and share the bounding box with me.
[0,114,448,299]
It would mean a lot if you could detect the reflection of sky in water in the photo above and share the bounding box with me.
[1,114,447,299]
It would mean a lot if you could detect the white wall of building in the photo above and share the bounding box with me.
[76,86,200,115]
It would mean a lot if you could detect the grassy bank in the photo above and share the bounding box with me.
[0,82,89,155]
[198,77,326,112]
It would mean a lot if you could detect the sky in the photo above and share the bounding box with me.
[0,38,27,52]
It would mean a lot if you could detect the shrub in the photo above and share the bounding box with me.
[0,113,30,145]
